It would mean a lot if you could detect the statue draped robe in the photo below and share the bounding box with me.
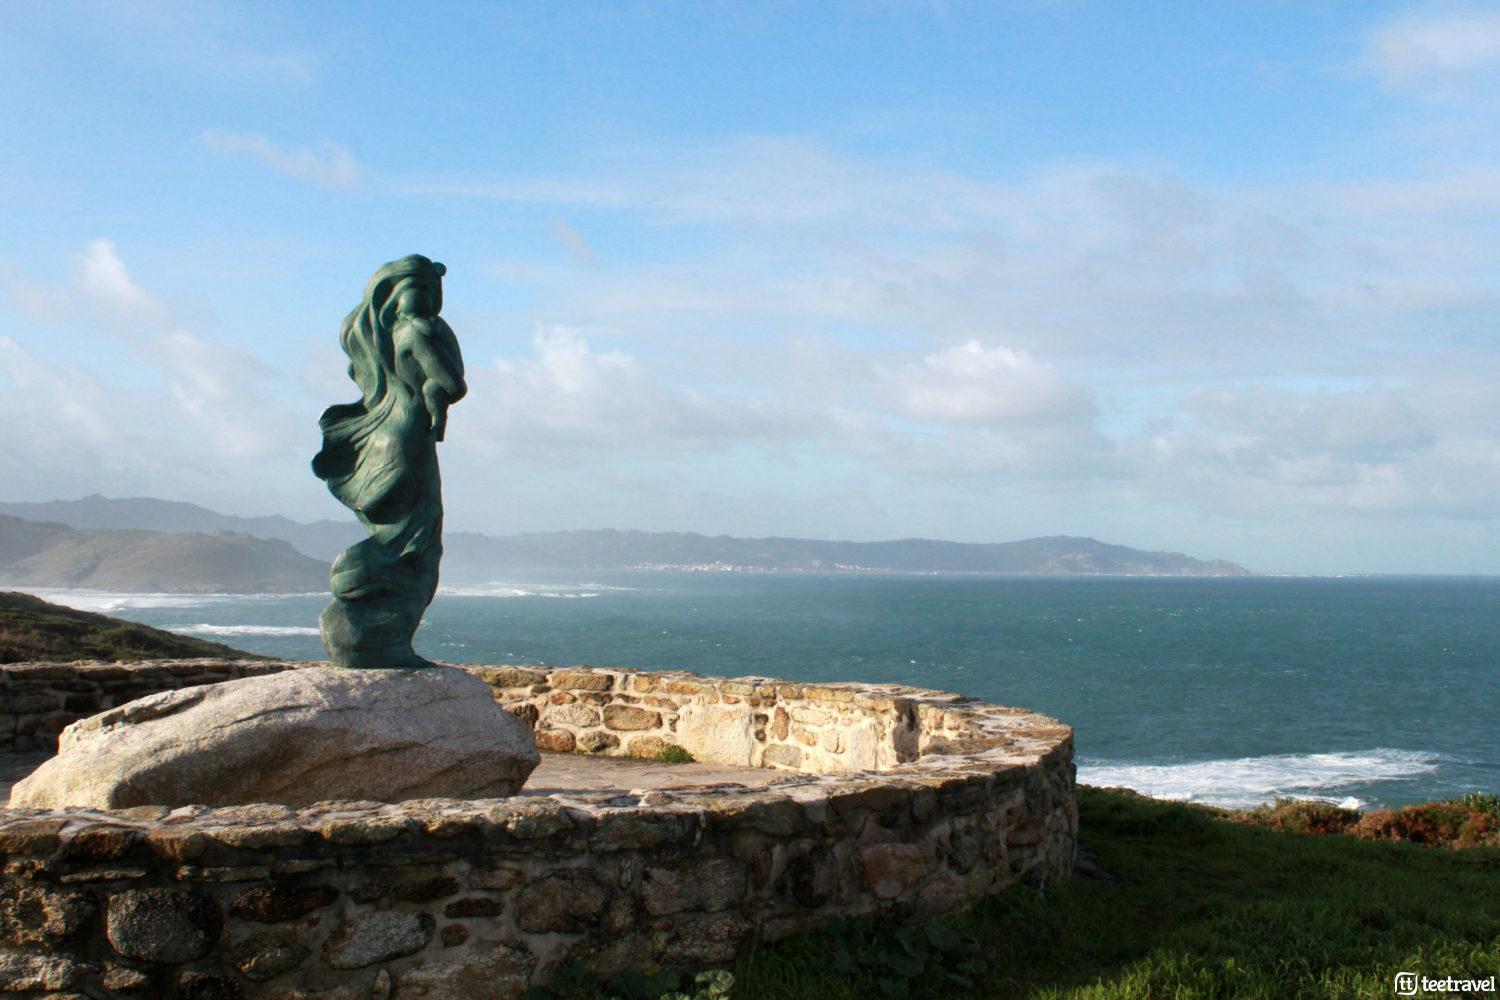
[312,255,465,668]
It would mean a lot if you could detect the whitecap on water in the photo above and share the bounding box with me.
[437,582,616,598]
[168,624,320,637]
[1077,748,1442,810]
[14,588,328,614]
[17,588,241,613]
[438,586,533,597]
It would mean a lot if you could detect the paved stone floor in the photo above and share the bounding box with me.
[519,752,790,795]
[0,751,788,805]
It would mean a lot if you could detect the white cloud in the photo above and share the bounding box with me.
[443,327,1128,493]
[202,129,362,188]
[1364,9,1500,89]
[506,143,1498,399]
[78,239,171,327]
[459,327,795,455]
[10,88,1500,568]
[405,134,1500,517]
[157,329,283,459]
[493,327,642,430]
[394,175,629,209]
[1130,380,1500,518]
[431,149,1346,370]
[0,336,114,449]
[14,242,295,465]
[1326,167,1500,216]
[885,341,1093,424]
[1185,386,1435,462]
[0,331,318,515]
[0,259,70,324]
[401,136,927,227]
[7,3,315,92]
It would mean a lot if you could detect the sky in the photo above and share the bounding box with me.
[2,1,1499,574]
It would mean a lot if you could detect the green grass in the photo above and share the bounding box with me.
[0,590,259,663]
[732,787,1500,999]
[655,744,696,764]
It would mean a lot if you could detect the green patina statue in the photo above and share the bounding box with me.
[312,255,466,668]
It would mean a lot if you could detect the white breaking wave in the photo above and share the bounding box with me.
[1077,748,1442,810]
[169,624,320,637]
[13,588,325,614]
[16,589,239,613]
[438,583,609,599]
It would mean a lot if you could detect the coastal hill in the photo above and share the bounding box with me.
[0,590,258,663]
[0,497,1252,582]
[0,515,329,594]
[440,529,1252,577]
[0,495,359,561]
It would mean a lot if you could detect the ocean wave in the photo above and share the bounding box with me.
[1077,748,1442,810]
[169,624,321,637]
[16,589,239,613]
[437,584,609,598]
[12,588,327,614]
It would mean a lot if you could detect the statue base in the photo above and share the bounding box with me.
[319,597,431,669]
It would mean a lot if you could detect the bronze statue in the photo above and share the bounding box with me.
[312,255,466,668]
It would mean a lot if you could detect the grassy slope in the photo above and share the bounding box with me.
[734,787,1500,1000]
[0,590,260,663]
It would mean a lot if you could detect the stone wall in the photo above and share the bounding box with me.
[0,660,308,753]
[0,662,1076,999]
[477,665,925,772]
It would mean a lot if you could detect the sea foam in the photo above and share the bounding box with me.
[17,589,241,613]
[168,624,321,637]
[437,582,625,598]
[1077,748,1442,810]
[14,587,328,614]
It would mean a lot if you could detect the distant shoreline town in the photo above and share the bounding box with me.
[627,562,1245,577]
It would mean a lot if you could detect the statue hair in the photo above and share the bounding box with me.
[338,255,445,404]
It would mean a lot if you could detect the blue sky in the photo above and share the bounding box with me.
[2,1,1499,573]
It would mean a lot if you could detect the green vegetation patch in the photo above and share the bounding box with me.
[0,590,260,664]
[731,786,1500,1000]
[1242,795,1500,848]
[654,743,695,764]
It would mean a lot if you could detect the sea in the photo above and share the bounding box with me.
[28,574,1500,811]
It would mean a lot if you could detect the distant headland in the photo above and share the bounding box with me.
[0,495,1251,592]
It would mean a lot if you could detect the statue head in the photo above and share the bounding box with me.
[363,253,446,323]
[339,254,447,402]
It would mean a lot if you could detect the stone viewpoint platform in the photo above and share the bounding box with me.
[0,659,1076,999]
